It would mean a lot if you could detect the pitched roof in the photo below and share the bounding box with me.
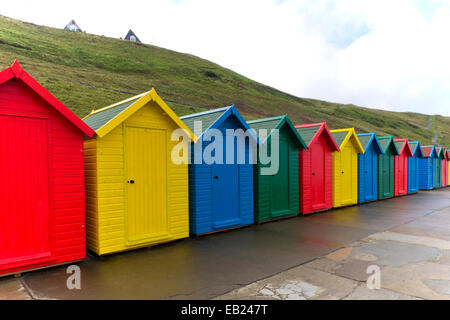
[248,117,283,133]
[394,138,413,157]
[125,29,141,43]
[408,141,424,158]
[446,150,450,160]
[248,115,307,149]
[180,105,258,144]
[330,128,364,154]
[83,89,196,141]
[180,107,228,135]
[357,133,383,154]
[357,134,372,150]
[84,95,143,131]
[294,122,339,151]
[64,20,82,32]
[295,125,320,145]
[377,136,400,155]
[0,61,94,137]
[436,147,446,159]
[422,145,438,158]
[331,131,349,146]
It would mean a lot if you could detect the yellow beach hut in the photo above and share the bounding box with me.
[330,128,364,208]
[83,89,196,255]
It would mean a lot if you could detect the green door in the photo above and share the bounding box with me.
[271,137,290,217]
[378,152,394,199]
[435,159,442,187]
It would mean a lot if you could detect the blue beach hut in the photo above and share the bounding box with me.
[180,106,259,235]
[357,133,383,203]
[419,145,438,190]
[407,141,424,194]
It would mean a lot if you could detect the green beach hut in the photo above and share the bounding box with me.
[248,115,307,223]
[377,136,399,199]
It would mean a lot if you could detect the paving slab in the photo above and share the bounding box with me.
[302,258,338,273]
[0,279,31,300]
[215,266,358,300]
[326,248,353,261]
[279,266,358,300]
[343,285,420,300]
[423,279,450,295]
[436,250,450,265]
[380,262,450,300]
[353,240,442,267]
[333,259,378,282]
[368,232,450,250]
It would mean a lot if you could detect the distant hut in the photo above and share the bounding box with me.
[64,19,82,32]
[124,29,141,43]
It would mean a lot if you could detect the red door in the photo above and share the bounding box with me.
[395,154,408,195]
[401,155,408,194]
[0,115,51,269]
[443,159,448,186]
[395,156,400,195]
[311,141,326,210]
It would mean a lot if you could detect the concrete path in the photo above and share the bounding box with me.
[1,188,449,300]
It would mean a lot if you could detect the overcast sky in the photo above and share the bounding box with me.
[2,0,450,116]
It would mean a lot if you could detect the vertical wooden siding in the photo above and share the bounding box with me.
[299,134,333,214]
[0,79,86,274]
[85,100,189,255]
[188,115,254,234]
[84,139,99,253]
[332,144,358,207]
[254,125,299,223]
[419,158,434,190]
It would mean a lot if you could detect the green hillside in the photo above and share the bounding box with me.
[0,15,448,146]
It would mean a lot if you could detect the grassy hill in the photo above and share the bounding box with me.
[0,15,448,146]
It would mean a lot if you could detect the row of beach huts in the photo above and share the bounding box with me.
[0,61,448,277]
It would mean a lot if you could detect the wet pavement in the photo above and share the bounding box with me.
[216,188,450,300]
[1,188,450,300]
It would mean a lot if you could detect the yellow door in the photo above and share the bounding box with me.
[125,126,168,245]
[341,146,353,205]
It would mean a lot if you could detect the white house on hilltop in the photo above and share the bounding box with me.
[64,20,82,32]
[124,29,141,43]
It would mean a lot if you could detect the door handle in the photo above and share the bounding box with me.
[341,171,345,174]
[214,176,219,180]
[312,173,316,176]
[127,180,135,184]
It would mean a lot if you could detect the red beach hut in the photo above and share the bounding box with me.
[295,123,339,215]
[0,61,95,276]
[394,138,413,196]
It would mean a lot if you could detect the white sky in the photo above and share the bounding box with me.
[2,0,450,116]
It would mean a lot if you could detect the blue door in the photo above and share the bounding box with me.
[371,151,378,201]
[211,131,240,230]
[420,157,433,190]
[212,164,240,229]
[431,158,436,188]
[364,148,377,202]
[408,157,418,193]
